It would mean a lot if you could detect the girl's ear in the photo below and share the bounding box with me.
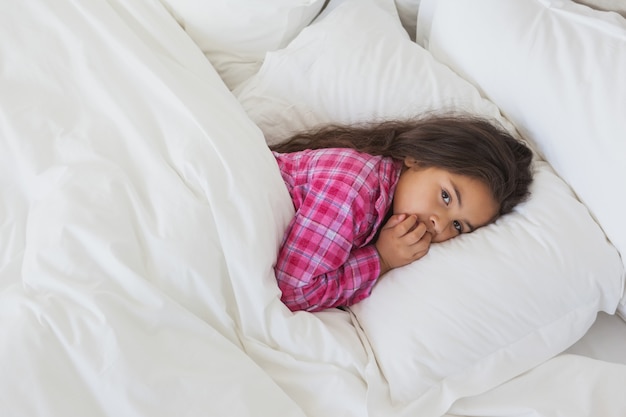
[404,156,418,167]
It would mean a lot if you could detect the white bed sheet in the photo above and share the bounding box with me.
[432,314,626,417]
[445,353,626,417]
[566,312,626,365]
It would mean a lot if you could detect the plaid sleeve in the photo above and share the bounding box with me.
[275,176,382,312]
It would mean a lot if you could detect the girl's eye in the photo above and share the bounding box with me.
[442,190,451,205]
[453,220,463,233]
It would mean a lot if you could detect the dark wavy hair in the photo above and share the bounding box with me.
[270,113,534,216]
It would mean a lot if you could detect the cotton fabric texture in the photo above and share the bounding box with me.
[273,148,401,312]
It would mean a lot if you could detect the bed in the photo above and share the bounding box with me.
[1,0,625,416]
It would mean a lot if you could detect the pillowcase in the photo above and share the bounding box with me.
[234,0,510,145]
[351,160,623,410]
[416,0,626,319]
[235,0,625,412]
[394,0,421,40]
[158,0,325,90]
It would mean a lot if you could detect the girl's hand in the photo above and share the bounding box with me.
[374,214,432,276]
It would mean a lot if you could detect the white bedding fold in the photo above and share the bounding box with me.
[0,0,370,416]
[446,354,626,417]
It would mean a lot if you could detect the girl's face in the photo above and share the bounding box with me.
[393,158,499,243]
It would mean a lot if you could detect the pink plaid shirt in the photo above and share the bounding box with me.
[273,148,402,312]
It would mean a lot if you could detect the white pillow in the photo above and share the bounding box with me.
[234,0,625,412]
[416,0,626,319]
[234,0,510,145]
[351,160,623,410]
[158,0,325,90]
[394,0,421,40]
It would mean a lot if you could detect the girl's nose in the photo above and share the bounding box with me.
[428,214,441,235]
[429,212,452,237]
[429,213,458,243]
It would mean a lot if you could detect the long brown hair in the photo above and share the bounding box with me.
[270,113,533,215]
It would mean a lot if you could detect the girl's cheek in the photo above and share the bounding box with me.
[433,230,454,243]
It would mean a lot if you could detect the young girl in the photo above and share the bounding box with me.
[271,113,533,312]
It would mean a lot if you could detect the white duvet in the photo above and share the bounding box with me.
[2,1,626,416]
[0,1,368,415]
